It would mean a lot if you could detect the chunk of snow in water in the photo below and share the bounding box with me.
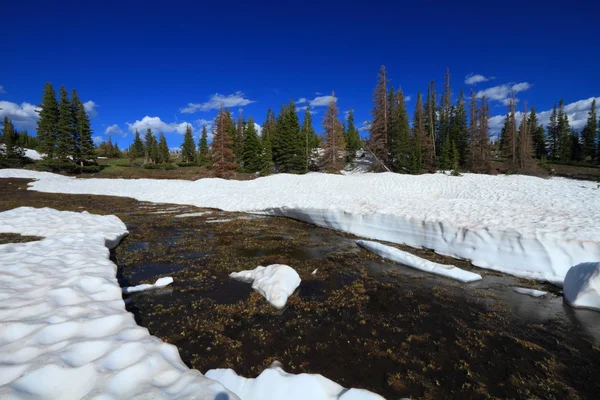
[512,287,548,297]
[205,363,385,400]
[0,207,234,399]
[230,264,301,309]
[174,211,212,218]
[357,240,482,283]
[564,262,600,311]
[312,269,318,276]
[122,276,174,294]
[2,169,599,283]
[206,218,234,223]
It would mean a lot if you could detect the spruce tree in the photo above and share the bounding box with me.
[438,68,452,160]
[158,133,170,164]
[181,124,196,162]
[411,92,425,174]
[369,66,390,169]
[1,116,24,164]
[242,117,261,172]
[547,105,558,159]
[422,81,437,170]
[518,104,534,171]
[300,106,317,171]
[455,89,469,167]
[211,106,234,169]
[198,124,209,158]
[570,128,582,162]
[504,95,518,167]
[557,99,571,161]
[150,138,159,164]
[346,108,361,156]
[144,129,155,162]
[37,82,59,159]
[234,114,245,162]
[56,85,75,161]
[389,88,411,172]
[468,90,478,170]
[581,99,597,162]
[476,96,492,173]
[528,107,546,159]
[273,101,303,173]
[321,92,346,170]
[261,134,274,175]
[132,129,145,158]
[71,89,94,164]
[262,108,276,145]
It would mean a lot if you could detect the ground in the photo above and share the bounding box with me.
[1,178,600,399]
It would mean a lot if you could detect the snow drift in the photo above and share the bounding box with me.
[1,169,599,283]
[357,240,482,282]
[563,262,600,311]
[230,264,301,308]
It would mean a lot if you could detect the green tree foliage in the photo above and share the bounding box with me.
[454,89,469,167]
[422,81,437,170]
[369,66,390,169]
[581,99,597,161]
[158,133,170,164]
[556,99,572,161]
[261,134,274,175]
[37,83,59,158]
[198,124,209,160]
[388,88,411,172]
[345,108,361,157]
[321,93,346,170]
[234,114,245,162]
[411,92,425,173]
[132,129,145,158]
[71,89,94,163]
[56,85,75,160]
[528,107,546,159]
[300,106,317,170]
[1,116,25,165]
[547,104,558,158]
[242,117,262,172]
[211,106,234,169]
[144,129,155,162]
[273,101,304,173]
[181,124,196,162]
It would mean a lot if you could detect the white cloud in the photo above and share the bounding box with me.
[309,95,337,107]
[358,120,371,132]
[195,119,214,141]
[297,98,307,104]
[315,92,322,95]
[0,85,6,94]
[465,74,493,85]
[254,122,262,136]
[405,95,412,102]
[180,91,255,113]
[477,82,532,105]
[92,136,103,145]
[488,96,600,133]
[83,100,98,117]
[296,106,317,115]
[127,116,193,135]
[105,124,126,137]
[0,100,40,131]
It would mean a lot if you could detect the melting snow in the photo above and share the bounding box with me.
[564,262,600,311]
[122,276,174,294]
[512,287,548,297]
[230,264,301,309]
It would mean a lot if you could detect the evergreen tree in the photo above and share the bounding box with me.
[56,85,75,161]
[411,92,425,174]
[36,82,59,158]
[300,105,317,171]
[455,89,469,167]
[321,92,346,170]
[242,117,261,172]
[273,101,303,172]
[468,90,478,170]
[151,138,159,164]
[547,104,558,158]
[475,96,492,173]
[581,99,597,162]
[1,116,24,164]
[422,81,437,170]
[518,103,534,171]
[181,124,196,162]
[438,68,452,160]
[234,114,245,162]
[198,124,209,158]
[262,108,276,145]
[261,134,274,175]
[556,99,571,161]
[504,95,518,166]
[498,112,509,155]
[369,66,390,169]
[570,128,582,162]
[345,108,362,156]
[158,133,170,163]
[71,89,94,163]
[211,106,234,169]
[528,107,546,159]
[144,129,155,162]
[132,129,145,158]
[389,88,411,172]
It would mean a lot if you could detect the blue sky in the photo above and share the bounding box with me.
[2,0,599,148]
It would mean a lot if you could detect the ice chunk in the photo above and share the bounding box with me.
[122,277,174,294]
[564,262,600,311]
[206,363,385,400]
[230,264,301,308]
[512,287,548,297]
[357,240,482,283]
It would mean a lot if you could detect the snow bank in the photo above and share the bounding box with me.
[512,287,548,297]
[0,207,237,399]
[1,169,599,283]
[563,262,600,311]
[122,276,174,294]
[357,240,482,283]
[206,363,385,400]
[230,264,301,309]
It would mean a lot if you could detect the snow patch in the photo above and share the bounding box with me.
[564,262,600,311]
[174,211,212,218]
[205,363,385,400]
[512,287,548,297]
[357,240,482,283]
[24,148,43,160]
[230,264,301,309]
[122,277,174,294]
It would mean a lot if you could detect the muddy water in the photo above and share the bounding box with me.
[1,178,600,399]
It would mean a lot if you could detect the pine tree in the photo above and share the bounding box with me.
[132,129,145,158]
[262,108,276,145]
[56,85,75,161]
[422,81,437,170]
[198,124,209,158]
[504,94,518,167]
[346,108,361,157]
[455,89,469,167]
[242,117,261,172]
[321,92,346,170]
[518,103,534,171]
[547,104,558,159]
[151,138,159,164]
[300,105,317,171]
[211,106,234,169]
[581,99,597,162]
[468,90,478,170]
[71,89,94,164]
[411,92,425,173]
[499,112,509,155]
[557,99,571,161]
[261,134,274,175]
[36,82,59,158]
[438,68,452,160]
[475,96,492,173]
[528,107,546,159]
[273,101,303,172]
[369,66,390,169]
[144,129,155,162]
[1,116,24,164]
[389,88,411,173]
[158,133,170,164]
[570,128,582,161]
[234,114,245,162]
[181,124,196,162]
